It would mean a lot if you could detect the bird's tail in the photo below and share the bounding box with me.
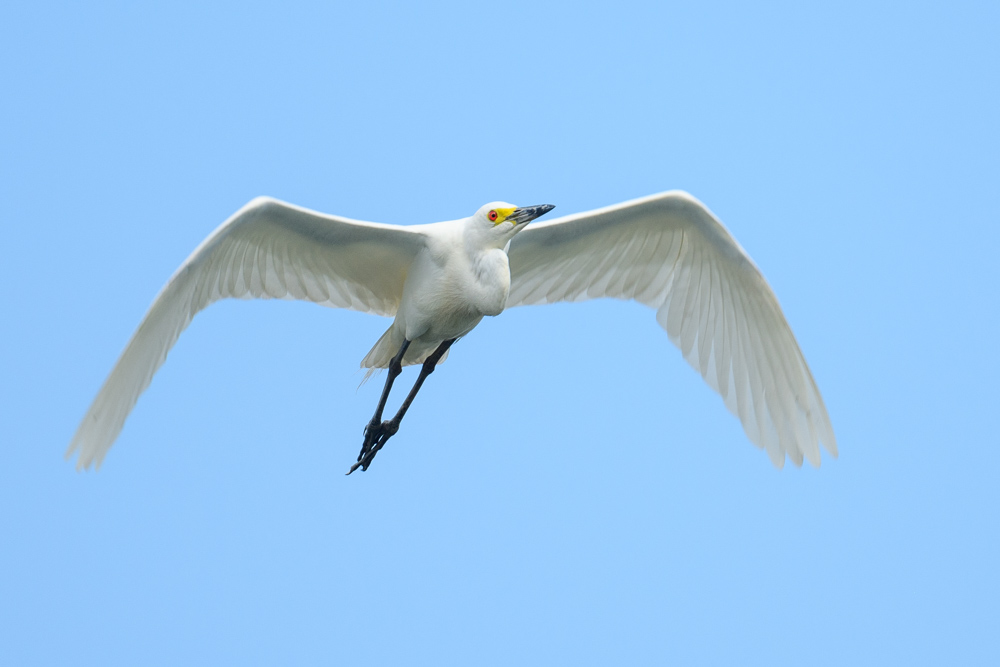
[359,325,405,382]
[359,325,452,383]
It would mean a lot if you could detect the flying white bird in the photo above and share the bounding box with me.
[67,191,836,472]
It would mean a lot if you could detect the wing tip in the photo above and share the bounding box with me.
[824,438,839,459]
[778,432,838,469]
[64,443,96,472]
[65,425,106,472]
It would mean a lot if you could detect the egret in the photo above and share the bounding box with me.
[67,192,836,472]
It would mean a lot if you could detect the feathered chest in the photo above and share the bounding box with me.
[439,248,510,317]
[400,230,514,336]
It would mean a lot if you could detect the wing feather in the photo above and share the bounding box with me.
[67,197,425,469]
[507,191,835,467]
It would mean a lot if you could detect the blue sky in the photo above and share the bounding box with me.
[3,1,998,664]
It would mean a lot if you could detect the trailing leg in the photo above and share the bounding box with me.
[354,340,410,466]
[347,338,456,474]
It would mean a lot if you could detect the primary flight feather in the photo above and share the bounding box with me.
[67,191,835,472]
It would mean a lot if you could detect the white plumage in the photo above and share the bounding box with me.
[507,192,835,467]
[67,191,835,471]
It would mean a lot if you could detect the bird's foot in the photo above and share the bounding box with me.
[347,419,400,475]
[357,418,382,459]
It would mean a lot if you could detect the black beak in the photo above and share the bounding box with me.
[508,204,555,225]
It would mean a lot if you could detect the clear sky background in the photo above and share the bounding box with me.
[3,1,998,665]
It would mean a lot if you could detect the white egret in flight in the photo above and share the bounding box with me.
[67,192,836,473]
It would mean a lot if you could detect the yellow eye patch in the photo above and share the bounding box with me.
[490,207,517,226]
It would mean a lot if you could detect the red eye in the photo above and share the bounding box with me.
[488,210,498,222]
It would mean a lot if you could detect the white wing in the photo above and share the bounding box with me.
[68,197,426,469]
[507,191,835,467]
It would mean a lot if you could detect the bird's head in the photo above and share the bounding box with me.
[468,201,556,248]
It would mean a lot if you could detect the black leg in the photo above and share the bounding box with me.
[347,338,456,474]
[354,339,409,466]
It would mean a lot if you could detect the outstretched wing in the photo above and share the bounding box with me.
[68,197,426,469]
[506,191,835,467]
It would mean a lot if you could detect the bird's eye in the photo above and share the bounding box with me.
[488,210,498,222]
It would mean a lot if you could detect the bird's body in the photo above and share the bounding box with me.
[67,192,836,472]
[363,214,512,372]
